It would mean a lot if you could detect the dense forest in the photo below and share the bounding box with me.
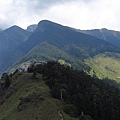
[28,61,120,120]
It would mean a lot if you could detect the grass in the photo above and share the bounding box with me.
[85,52,120,83]
[0,72,77,120]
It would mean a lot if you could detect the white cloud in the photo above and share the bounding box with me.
[0,0,120,31]
[41,0,120,31]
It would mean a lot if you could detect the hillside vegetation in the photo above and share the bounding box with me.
[14,41,89,71]
[0,72,77,120]
[1,62,120,119]
[28,61,120,120]
[85,52,120,83]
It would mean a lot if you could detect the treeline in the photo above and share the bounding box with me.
[28,61,120,120]
[0,73,11,89]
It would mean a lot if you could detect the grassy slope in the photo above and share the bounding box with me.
[0,72,77,120]
[85,52,120,83]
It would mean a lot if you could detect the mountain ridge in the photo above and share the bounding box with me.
[1,20,120,79]
[0,25,31,74]
[80,28,120,49]
[11,20,120,69]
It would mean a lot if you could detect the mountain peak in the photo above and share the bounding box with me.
[38,20,63,28]
[9,25,22,30]
[26,24,37,32]
[35,20,62,33]
[101,28,109,31]
[38,20,56,25]
[4,25,25,33]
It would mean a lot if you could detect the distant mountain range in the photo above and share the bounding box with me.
[80,28,120,49]
[0,26,31,74]
[0,20,120,82]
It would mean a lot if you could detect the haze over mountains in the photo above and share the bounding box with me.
[0,20,120,82]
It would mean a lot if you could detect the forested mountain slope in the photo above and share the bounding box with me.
[16,20,120,58]
[23,62,120,120]
[11,20,120,72]
[1,20,120,83]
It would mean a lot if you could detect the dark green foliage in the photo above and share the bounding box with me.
[103,78,120,89]
[79,115,87,120]
[9,69,19,78]
[85,115,94,120]
[1,73,11,88]
[32,72,37,79]
[63,104,78,117]
[5,76,11,88]
[28,61,120,120]
[79,114,93,120]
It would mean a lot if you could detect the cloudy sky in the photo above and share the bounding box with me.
[0,0,120,31]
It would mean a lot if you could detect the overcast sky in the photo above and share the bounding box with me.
[0,0,120,31]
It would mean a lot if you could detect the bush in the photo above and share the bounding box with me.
[63,104,78,117]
